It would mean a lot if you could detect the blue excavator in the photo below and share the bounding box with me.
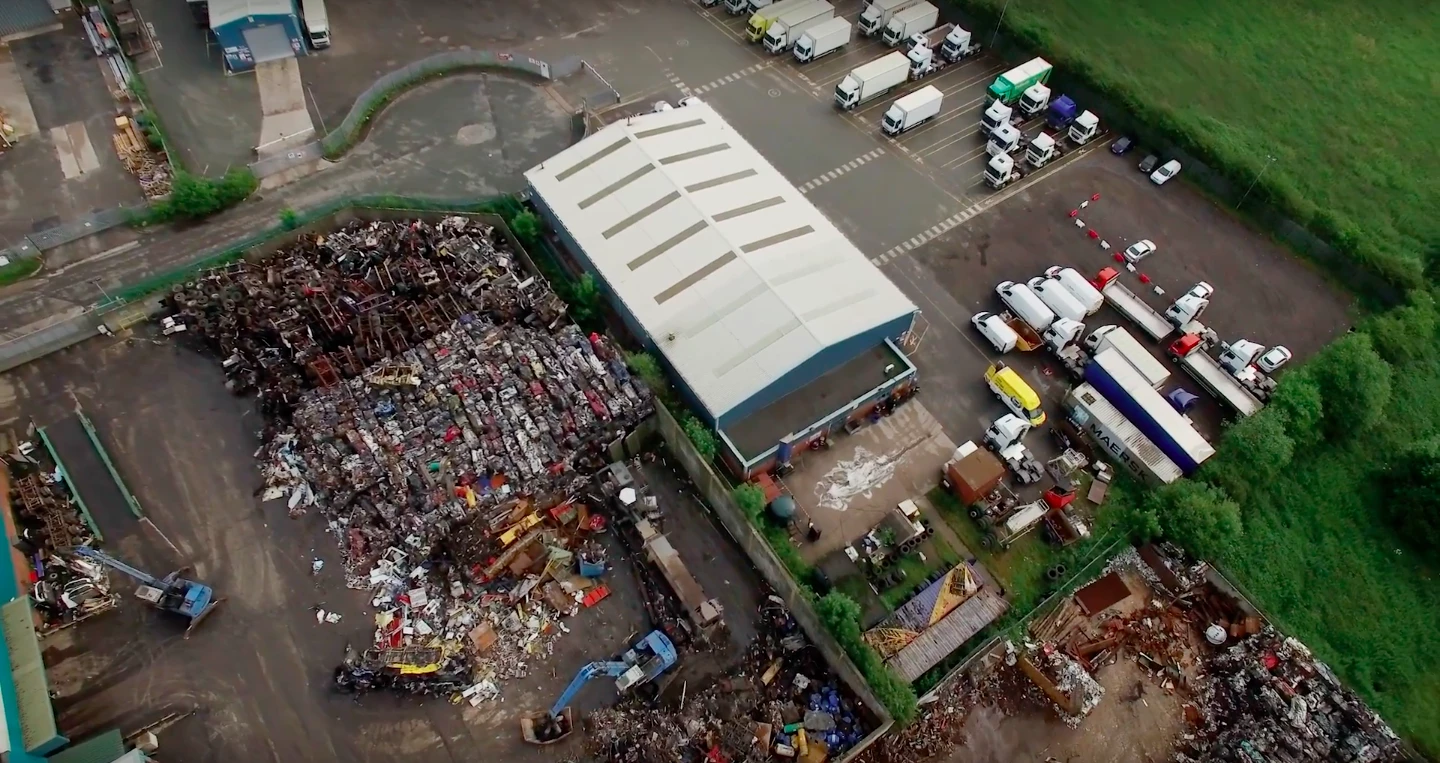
[522,630,677,744]
[73,546,223,638]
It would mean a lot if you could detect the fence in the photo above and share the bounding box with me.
[650,404,894,761]
[0,206,141,264]
[0,312,105,375]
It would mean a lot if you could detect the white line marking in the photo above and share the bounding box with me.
[795,147,887,193]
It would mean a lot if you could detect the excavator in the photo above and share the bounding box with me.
[521,630,677,744]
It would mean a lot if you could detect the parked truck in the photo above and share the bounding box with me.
[979,82,1050,136]
[1067,110,1101,146]
[1045,266,1103,315]
[1083,325,1169,389]
[984,153,1024,190]
[942,441,1008,505]
[793,17,851,62]
[857,0,919,36]
[1028,276,1088,323]
[881,2,938,47]
[1066,384,1182,485]
[905,23,953,79]
[762,1,834,54]
[939,24,980,62]
[1042,317,1089,378]
[882,85,942,136]
[746,0,812,39]
[984,414,1045,485]
[1046,95,1077,130]
[1094,267,1174,342]
[835,52,909,109]
[1024,133,1062,169]
[1084,348,1215,474]
[985,57,1052,105]
[1168,334,1264,417]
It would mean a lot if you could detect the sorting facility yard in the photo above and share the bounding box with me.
[0,333,764,763]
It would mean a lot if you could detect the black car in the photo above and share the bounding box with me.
[1138,154,1159,173]
[1111,136,1133,155]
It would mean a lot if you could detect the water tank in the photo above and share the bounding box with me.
[770,495,798,520]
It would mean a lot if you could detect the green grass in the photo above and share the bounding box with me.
[0,257,41,286]
[931,488,1056,612]
[960,0,1440,288]
[1212,346,1440,755]
[878,534,963,610]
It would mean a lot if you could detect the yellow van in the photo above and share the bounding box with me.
[985,363,1046,426]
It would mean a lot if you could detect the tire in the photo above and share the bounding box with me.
[968,507,982,519]
[981,533,996,549]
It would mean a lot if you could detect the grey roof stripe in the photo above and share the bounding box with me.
[713,196,785,222]
[579,163,655,210]
[656,252,737,304]
[685,169,759,192]
[603,191,681,239]
[740,225,815,253]
[801,288,877,322]
[628,220,708,271]
[659,143,730,165]
[554,135,630,181]
[713,317,802,377]
[668,280,772,339]
[635,118,706,138]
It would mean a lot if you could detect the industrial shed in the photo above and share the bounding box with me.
[207,0,304,73]
[525,102,919,476]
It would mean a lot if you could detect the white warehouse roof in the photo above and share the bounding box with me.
[525,102,916,420]
[209,0,294,29]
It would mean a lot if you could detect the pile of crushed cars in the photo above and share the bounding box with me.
[164,215,655,704]
[585,595,874,763]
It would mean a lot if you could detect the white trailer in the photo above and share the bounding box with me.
[881,2,937,46]
[835,52,909,109]
[1095,267,1173,341]
[762,0,834,54]
[1045,266,1102,315]
[1169,337,1264,417]
[857,0,919,36]
[1027,276,1087,323]
[1066,384,1182,485]
[793,17,851,62]
[882,85,942,136]
[1084,325,1169,389]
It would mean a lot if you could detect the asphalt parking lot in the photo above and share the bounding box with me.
[0,332,762,763]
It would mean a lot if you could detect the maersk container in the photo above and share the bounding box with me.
[1084,348,1214,473]
[1067,384,1182,485]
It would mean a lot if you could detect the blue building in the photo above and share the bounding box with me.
[525,102,920,477]
[208,0,305,73]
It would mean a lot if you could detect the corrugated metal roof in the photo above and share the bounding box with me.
[0,0,56,39]
[887,588,1008,682]
[208,0,294,30]
[44,731,127,763]
[2,599,59,753]
[526,102,916,420]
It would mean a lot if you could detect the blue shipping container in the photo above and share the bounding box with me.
[1084,349,1214,473]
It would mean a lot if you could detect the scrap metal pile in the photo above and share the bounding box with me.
[1176,632,1402,763]
[164,215,654,702]
[585,596,874,763]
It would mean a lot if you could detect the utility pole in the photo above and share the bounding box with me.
[1237,154,1276,209]
[990,0,1012,48]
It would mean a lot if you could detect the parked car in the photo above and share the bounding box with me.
[1138,154,1159,174]
[1122,239,1157,263]
[1150,159,1182,185]
[1110,136,1133,155]
[651,100,674,113]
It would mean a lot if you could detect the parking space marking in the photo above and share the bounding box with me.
[871,205,982,265]
[662,69,694,97]
[691,62,771,94]
[797,147,887,193]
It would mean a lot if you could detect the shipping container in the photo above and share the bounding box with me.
[1083,349,1214,473]
[1084,325,1169,389]
[1066,384,1182,484]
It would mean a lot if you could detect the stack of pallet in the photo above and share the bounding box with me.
[113,114,171,197]
[0,107,14,149]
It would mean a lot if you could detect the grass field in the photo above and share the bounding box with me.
[962,0,1440,286]
[0,257,41,287]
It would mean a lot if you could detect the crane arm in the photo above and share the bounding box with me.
[73,547,163,587]
[549,660,630,717]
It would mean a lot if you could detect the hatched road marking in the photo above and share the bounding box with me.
[691,62,770,94]
[870,205,983,266]
[797,147,887,193]
[662,69,694,98]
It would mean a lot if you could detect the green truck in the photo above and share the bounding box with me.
[985,57,1052,105]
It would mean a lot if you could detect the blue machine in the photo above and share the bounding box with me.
[73,547,223,637]
[523,630,677,744]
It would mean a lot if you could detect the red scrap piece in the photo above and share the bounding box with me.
[582,585,611,607]
[1262,652,1280,670]
[444,426,461,442]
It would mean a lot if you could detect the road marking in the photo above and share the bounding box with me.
[797,147,886,193]
[870,205,983,265]
[691,62,771,94]
[662,69,694,97]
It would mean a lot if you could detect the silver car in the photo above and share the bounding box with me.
[1122,239,1157,263]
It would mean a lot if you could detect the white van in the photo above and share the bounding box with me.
[301,0,330,49]
[970,312,1019,353]
[995,281,1056,331]
[1027,276,1087,323]
[1044,266,1103,315]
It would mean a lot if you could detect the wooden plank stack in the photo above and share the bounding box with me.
[113,115,171,198]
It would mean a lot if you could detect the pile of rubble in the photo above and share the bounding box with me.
[1177,630,1402,763]
[112,115,172,198]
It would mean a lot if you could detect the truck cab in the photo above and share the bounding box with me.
[1067,110,1100,145]
[940,25,978,61]
[300,0,329,49]
[986,123,1023,157]
[980,100,1012,136]
[1017,83,1051,119]
[984,153,1020,190]
[907,44,936,79]
[985,363,1047,426]
[1043,317,1085,352]
[1025,132,1059,168]
[1046,95,1077,130]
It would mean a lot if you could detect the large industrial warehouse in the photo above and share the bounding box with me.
[525,102,918,477]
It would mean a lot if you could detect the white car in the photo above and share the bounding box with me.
[1123,239,1157,263]
[651,100,674,113]
[1150,159,1182,185]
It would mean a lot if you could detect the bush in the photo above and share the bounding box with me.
[1200,411,1294,505]
[142,168,257,224]
[0,257,42,286]
[733,483,766,523]
[1269,370,1325,448]
[279,208,300,230]
[1364,290,1438,366]
[681,414,718,461]
[510,210,541,245]
[1310,333,1393,439]
[1381,437,1440,555]
[815,592,917,724]
[1146,481,1243,562]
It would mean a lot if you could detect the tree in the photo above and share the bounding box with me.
[815,591,863,634]
[1203,412,1294,504]
[626,352,666,391]
[1269,370,1325,448]
[732,483,766,523]
[568,273,602,328]
[509,210,541,245]
[1310,332,1393,439]
[166,171,221,219]
[1147,481,1243,562]
[681,414,718,461]
[1115,500,1162,544]
[1364,290,1437,366]
[1381,437,1440,552]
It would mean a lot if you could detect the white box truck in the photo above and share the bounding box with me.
[881,2,938,46]
[1027,276,1087,323]
[995,281,1056,331]
[882,85,942,136]
[1045,266,1103,315]
[834,52,909,110]
[1084,326,1169,389]
[793,17,851,63]
[762,1,834,54]
[857,0,919,36]
[300,0,330,48]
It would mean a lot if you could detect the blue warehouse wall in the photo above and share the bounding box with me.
[716,312,916,428]
[213,14,305,73]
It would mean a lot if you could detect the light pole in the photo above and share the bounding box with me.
[1237,154,1276,209]
[990,0,1011,48]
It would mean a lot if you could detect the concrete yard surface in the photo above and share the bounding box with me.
[0,332,763,762]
